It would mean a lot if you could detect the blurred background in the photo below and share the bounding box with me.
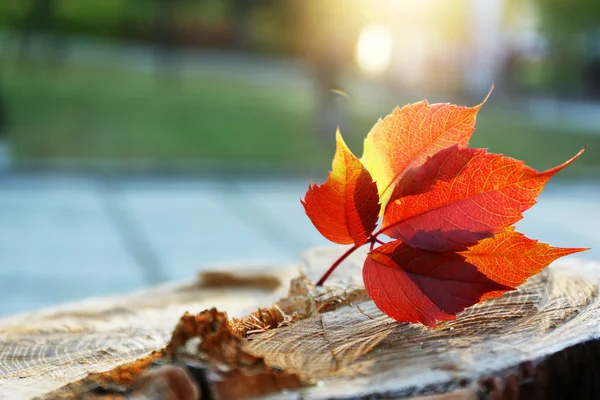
[0,0,599,316]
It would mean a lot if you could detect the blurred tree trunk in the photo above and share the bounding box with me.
[310,19,348,142]
[313,58,346,142]
[231,0,258,50]
[0,65,6,140]
[19,0,66,66]
[154,0,180,84]
[0,63,10,170]
[298,0,360,142]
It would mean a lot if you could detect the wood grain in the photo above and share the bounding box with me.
[1,247,600,399]
[0,265,296,399]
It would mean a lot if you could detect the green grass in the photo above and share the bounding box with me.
[4,63,337,169]
[4,61,599,177]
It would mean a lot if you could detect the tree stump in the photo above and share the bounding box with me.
[1,246,600,399]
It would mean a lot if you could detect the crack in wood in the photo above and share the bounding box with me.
[318,315,341,374]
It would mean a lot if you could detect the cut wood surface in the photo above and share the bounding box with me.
[0,266,297,399]
[1,247,600,399]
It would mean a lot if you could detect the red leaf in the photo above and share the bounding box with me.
[363,240,511,327]
[302,92,587,326]
[362,88,491,213]
[302,130,380,246]
[460,227,588,300]
[382,146,585,252]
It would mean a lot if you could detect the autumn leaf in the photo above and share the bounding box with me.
[302,90,587,326]
[361,87,492,214]
[460,227,588,300]
[302,130,380,246]
[363,241,512,327]
[381,146,585,252]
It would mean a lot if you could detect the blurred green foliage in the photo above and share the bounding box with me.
[534,0,600,33]
[531,0,600,96]
[0,0,299,53]
[4,61,598,176]
[1,0,598,175]
[4,62,333,170]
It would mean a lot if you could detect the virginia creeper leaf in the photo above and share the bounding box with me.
[302,130,380,246]
[381,146,585,252]
[363,240,512,327]
[361,87,492,214]
[302,91,587,326]
[460,227,588,300]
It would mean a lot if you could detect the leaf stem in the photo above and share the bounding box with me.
[315,244,359,286]
[372,227,385,239]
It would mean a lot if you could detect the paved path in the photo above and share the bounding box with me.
[0,172,598,316]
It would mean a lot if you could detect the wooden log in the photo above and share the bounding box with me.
[0,266,297,399]
[1,247,600,399]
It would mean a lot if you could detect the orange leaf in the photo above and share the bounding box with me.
[363,240,511,327]
[302,130,380,246]
[460,227,588,300]
[381,146,585,252]
[361,87,492,214]
[302,90,587,326]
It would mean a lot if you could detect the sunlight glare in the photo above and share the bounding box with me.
[356,24,392,76]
